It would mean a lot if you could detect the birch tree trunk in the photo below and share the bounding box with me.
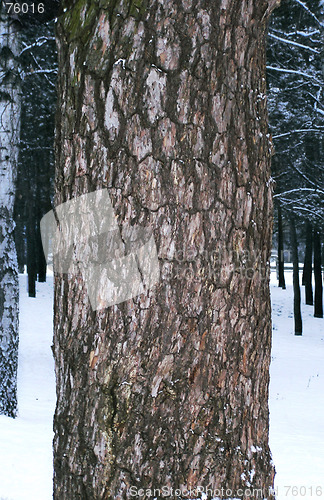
[0,6,21,417]
[54,0,278,497]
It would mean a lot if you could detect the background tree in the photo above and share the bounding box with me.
[267,0,324,322]
[0,4,21,417]
[314,227,323,318]
[277,203,286,289]
[302,221,313,305]
[290,216,303,334]
[14,14,57,296]
[268,0,324,221]
[53,0,277,498]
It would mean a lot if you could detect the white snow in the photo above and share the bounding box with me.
[0,275,55,500]
[0,271,323,499]
[269,271,324,499]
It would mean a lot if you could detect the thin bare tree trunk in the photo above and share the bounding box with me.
[277,204,286,289]
[302,221,313,305]
[314,228,323,318]
[53,0,278,498]
[290,217,302,335]
[0,5,21,417]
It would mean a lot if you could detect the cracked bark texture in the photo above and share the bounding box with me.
[54,0,277,498]
[0,5,20,417]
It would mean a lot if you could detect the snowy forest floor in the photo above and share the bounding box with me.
[0,272,323,499]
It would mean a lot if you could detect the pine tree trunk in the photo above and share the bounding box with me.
[0,5,21,417]
[53,1,278,497]
[277,204,286,289]
[302,222,313,305]
[290,217,302,335]
[314,228,323,318]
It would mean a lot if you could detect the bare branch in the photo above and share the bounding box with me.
[274,187,324,198]
[21,47,57,88]
[273,128,324,139]
[21,69,56,88]
[268,32,319,53]
[25,68,56,75]
[19,36,55,57]
[290,163,320,189]
[292,0,324,29]
[295,29,321,37]
[267,65,323,84]
[273,29,321,37]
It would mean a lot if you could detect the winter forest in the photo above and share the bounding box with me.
[0,0,323,499]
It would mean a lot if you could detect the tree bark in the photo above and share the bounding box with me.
[314,228,323,318]
[290,217,302,335]
[277,203,286,289]
[53,1,277,498]
[302,221,313,305]
[0,5,21,417]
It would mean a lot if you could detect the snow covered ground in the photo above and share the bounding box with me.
[0,275,55,500]
[269,271,324,500]
[0,271,323,499]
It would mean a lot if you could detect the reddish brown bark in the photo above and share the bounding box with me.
[53,1,277,498]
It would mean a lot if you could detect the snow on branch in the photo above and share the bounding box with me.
[20,37,55,57]
[290,164,320,189]
[273,128,324,139]
[268,32,319,53]
[24,68,56,75]
[267,66,323,84]
[21,68,56,88]
[292,0,324,29]
[278,29,321,38]
[295,29,321,37]
[274,187,324,198]
[293,206,324,221]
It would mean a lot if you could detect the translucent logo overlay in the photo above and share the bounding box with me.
[40,190,160,310]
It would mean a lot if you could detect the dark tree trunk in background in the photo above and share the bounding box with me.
[53,0,278,498]
[277,203,286,289]
[314,228,323,318]
[302,222,313,305]
[37,223,47,282]
[0,5,21,417]
[26,153,36,296]
[14,191,26,273]
[13,21,57,291]
[27,205,36,297]
[290,217,302,335]
[36,159,47,283]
